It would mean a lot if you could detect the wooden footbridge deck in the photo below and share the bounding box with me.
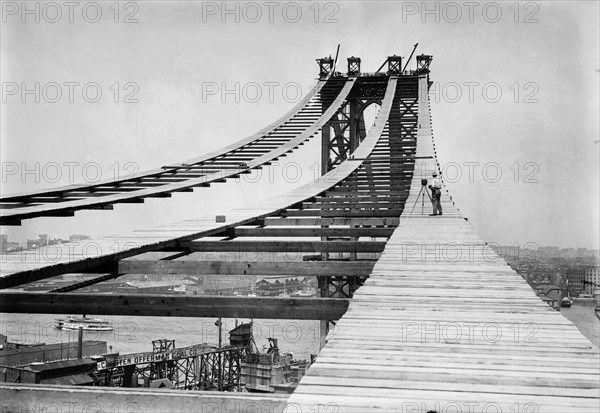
[1,55,598,412]
[287,85,600,412]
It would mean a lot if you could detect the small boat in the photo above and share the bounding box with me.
[560,297,573,308]
[53,315,113,331]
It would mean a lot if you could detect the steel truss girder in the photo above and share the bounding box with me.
[320,76,389,175]
[321,97,383,174]
[100,346,247,391]
[318,274,369,335]
[318,275,369,299]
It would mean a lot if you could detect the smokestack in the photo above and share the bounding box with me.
[77,327,83,359]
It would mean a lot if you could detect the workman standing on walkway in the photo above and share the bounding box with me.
[429,172,442,216]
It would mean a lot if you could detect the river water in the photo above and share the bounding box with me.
[0,313,321,360]
[559,299,600,347]
[2,300,598,360]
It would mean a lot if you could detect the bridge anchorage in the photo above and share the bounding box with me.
[1,53,598,412]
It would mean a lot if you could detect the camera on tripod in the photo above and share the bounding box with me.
[411,177,434,215]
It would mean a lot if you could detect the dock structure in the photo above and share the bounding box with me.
[1,55,598,412]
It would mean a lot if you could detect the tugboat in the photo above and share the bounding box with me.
[561,280,573,308]
[561,297,573,308]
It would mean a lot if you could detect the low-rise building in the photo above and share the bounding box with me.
[535,285,563,309]
[583,267,600,295]
[565,269,585,296]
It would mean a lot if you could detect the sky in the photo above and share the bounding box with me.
[1,0,599,250]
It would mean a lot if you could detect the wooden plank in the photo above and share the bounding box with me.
[300,375,600,398]
[263,217,399,226]
[0,384,289,413]
[179,240,387,253]
[326,190,409,197]
[118,260,374,276]
[320,210,401,218]
[0,292,349,320]
[315,196,406,203]
[233,227,394,237]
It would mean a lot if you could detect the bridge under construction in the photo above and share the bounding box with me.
[1,52,598,412]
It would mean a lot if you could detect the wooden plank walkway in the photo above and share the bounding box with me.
[0,78,353,225]
[286,78,600,412]
[0,78,398,289]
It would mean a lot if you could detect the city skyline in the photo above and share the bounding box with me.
[2,229,600,257]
